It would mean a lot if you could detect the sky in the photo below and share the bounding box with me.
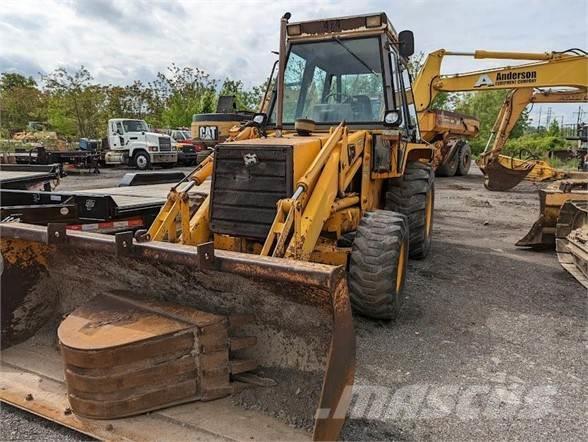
[0,0,586,124]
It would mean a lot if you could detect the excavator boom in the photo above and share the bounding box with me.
[413,49,588,112]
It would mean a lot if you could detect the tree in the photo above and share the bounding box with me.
[547,119,560,136]
[0,73,46,133]
[42,66,106,138]
[152,64,217,128]
[449,90,530,154]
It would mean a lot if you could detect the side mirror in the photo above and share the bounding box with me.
[398,30,414,58]
[383,110,402,127]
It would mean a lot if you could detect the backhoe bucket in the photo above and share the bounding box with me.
[555,201,588,288]
[1,223,354,441]
[479,156,534,191]
[517,179,588,249]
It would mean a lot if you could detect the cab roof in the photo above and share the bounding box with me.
[286,12,398,41]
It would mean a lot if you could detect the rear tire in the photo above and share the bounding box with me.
[436,151,458,177]
[348,211,409,320]
[385,161,434,259]
[456,142,472,176]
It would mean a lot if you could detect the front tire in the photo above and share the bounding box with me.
[348,210,409,320]
[133,151,150,170]
[385,161,434,259]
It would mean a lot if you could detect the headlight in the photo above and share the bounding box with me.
[149,146,158,152]
[384,110,402,126]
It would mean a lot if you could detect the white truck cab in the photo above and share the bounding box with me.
[105,119,177,170]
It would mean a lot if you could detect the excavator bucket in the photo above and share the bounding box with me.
[555,200,588,288]
[0,223,354,441]
[479,156,535,191]
[517,179,588,249]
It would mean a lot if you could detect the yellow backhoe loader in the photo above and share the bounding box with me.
[1,13,435,441]
[412,48,588,190]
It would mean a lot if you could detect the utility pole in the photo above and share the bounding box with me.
[573,106,585,126]
[536,107,542,129]
[546,107,553,127]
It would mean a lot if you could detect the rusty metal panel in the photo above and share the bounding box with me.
[1,223,355,441]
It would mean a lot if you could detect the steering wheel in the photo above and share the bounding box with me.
[323,92,353,103]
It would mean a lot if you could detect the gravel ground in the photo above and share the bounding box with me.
[1,165,586,441]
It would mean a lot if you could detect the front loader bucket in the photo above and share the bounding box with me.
[480,157,534,191]
[555,201,588,288]
[1,223,354,441]
[517,179,588,249]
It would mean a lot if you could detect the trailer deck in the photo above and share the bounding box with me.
[0,164,62,190]
[0,179,210,227]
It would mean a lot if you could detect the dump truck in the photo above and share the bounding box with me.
[418,108,478,176]
[1,12,435,441]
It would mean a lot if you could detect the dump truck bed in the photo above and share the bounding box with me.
[419,109,480,142]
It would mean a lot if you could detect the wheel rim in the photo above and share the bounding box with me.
[462,152,471,170]
[395,240,407,294]
[136,155,147,168]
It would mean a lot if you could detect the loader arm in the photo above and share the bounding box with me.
[261,123,369,262]
[413,49,588,112]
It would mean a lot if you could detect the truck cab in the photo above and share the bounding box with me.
[106,119,177,170]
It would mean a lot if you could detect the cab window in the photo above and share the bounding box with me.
[274,37,388,125]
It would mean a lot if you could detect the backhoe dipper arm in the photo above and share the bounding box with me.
[413,49,588,112]
[483,88,588,161]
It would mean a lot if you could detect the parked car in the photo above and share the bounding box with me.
[170,129,206,166]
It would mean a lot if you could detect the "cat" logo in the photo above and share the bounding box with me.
[199,126,218,140]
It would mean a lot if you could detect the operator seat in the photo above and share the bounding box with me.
[351,95,373,121]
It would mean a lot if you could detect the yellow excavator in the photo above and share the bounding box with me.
[412,48,588,190]
[480,88,588,191]
[1,13,435,441]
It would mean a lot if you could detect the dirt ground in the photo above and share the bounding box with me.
[1,165,586,441]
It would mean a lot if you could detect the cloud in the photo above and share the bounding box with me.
[0,0,586,121]
[0,54,44,77]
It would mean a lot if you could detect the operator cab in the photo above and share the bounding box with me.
[266,13,419,140]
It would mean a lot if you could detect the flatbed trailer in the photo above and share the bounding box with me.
[0,181,210,231]
[12,147,100,172]
[0,164,62,191]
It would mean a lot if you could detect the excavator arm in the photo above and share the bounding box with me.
[480,88,588,190]
[483,88,588,160]
[413,49,588,112]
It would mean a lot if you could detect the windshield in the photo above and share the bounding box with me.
[122,120,149,132]
[181,131,191,139]
[273,37,386,125]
